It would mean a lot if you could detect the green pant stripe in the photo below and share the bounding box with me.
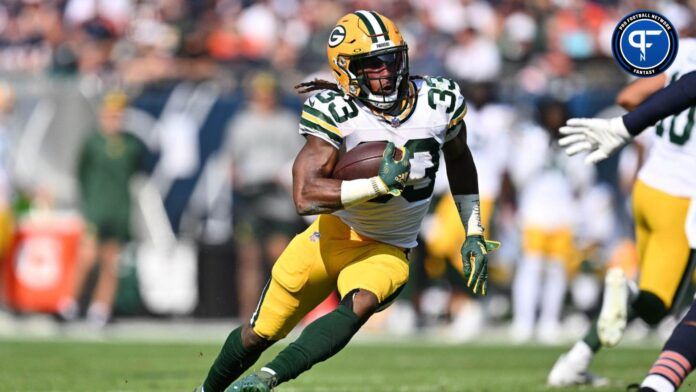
[250,279,271,326]
[376,284,406,313]
[671,249,696,312]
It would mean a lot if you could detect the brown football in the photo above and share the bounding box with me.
[332,141,402,180]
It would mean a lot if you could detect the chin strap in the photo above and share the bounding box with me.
[364,82,416,125]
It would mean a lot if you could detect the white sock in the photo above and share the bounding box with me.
[87,302,111,327]
[538,259,567,338]
[642,374,676,392]
[512,254,542,339]
[58,298,79,320]
[567,340,594,369]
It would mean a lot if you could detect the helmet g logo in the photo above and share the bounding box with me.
[328,26,346,48]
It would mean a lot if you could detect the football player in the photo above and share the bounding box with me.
[196,11,498,392]
[508,101,594,344]
[548,40,696,389]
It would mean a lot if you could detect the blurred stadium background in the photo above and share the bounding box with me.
[0,0,695,390]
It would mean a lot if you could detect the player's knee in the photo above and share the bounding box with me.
[340,289,378,321]
[633,290,669,326]
[241,323,273,351]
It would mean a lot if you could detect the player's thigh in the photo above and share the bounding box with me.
[632,181,652,260]
[522,227,547,258]
[637,186,692,308]
[336,244,409,312]
[251,225,334,340]
[250,276,334,341]
[547,228,575,266]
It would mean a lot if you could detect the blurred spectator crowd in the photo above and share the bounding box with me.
[0,0,695,341]
[0,0,692,89]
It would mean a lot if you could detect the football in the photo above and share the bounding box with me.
[332,141,402,180]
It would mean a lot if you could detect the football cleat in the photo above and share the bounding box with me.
[598,267,629,347]
[548,353,608,387]
[225,372,276,392]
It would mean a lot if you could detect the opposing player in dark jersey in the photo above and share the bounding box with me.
[551,69,696,391]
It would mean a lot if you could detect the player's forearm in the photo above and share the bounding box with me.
[293,177,343,215]
[294,176,391,215]
[445,145,483,235]
[622,70,696,136]
[445,143,479,196]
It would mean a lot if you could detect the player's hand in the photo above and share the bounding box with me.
[461,236,501,296]
[558,117,632,164]
[377,142,412,196]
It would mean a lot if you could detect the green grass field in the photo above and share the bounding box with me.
[2,339,694,391]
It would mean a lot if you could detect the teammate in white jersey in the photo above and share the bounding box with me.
[509,101,595,344]
[548,39,696,388]
[196,11,498,392]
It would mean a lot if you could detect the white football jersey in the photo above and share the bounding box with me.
[299,76,467,248]
[509,123,594,230]
[638,38,696,198]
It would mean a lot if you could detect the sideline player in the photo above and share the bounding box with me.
[196,11,498,392]
[547,44,696,389]
[509,101,594,344]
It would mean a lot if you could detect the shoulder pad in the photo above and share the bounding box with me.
[299,91,348,149]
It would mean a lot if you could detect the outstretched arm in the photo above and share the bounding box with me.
[615,74,666,111]
[560,70,696,164]
[622,70,696,135]
[443,123,498,295]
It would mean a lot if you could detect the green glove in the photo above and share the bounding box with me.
[378,142,412,196]
[461,235,501,295]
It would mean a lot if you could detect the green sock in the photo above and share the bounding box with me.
[582,322,602,352]
[263,304,363,384]
[583,305,637,352]
[203,326,263,392]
